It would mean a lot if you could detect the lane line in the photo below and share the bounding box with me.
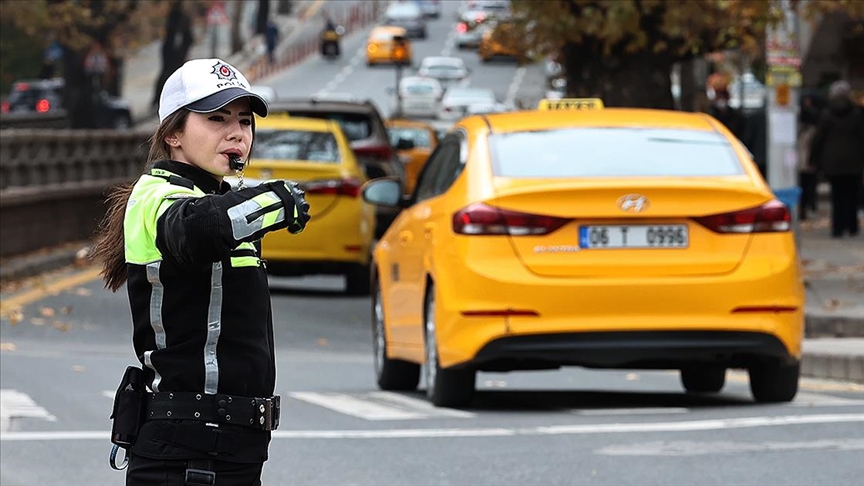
[504,66,527,108]
[0,390,57,432]
[290,392,427,420]
[3,414,862,441]
[0,266,102,318]
[576,407,689,416]
[597,438,864,456]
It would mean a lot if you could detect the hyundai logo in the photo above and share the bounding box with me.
[618,194,649,212]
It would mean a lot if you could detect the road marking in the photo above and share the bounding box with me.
[576,407,689,416]
[2,413,862,441]
[791,392,864,407]
[727,370,864,392]
[441,27,456,57]
[505,66,527,108]
[302,0,327,20]
[597,438,864,456]
[290,391,475,420]
[0,266,102,318]
[0,390,57,432]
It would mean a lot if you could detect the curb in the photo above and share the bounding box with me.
[806,314,864,338]
[802,354,864,383]
[0,242,90,285]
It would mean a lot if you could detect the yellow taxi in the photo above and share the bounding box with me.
[477,21,527,63]
[385,119,439,195]
[362,99,804,407]
[243,115,376,295]
[366,26,412,66]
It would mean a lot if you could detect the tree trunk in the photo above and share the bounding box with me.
[62,46,95,128]
[151,1,194,108]
[563,41,675,109]
[255,0,270,36]
[231,1,244,54]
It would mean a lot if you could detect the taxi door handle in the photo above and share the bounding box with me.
[423,223,434,238]
[399,231,413,244]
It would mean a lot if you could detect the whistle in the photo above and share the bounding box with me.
[229,154,245,171]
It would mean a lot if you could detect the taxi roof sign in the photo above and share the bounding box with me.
[537,98,604,111]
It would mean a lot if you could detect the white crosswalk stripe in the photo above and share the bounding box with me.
[0,389,57,432]
[290,391,476,420]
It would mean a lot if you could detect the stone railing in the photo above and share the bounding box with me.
[0,128,150,257]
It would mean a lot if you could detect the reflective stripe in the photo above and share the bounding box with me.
[145,262,166,392]
[204,262,223,394]
[230,256,260,267]
[226,190,286,240]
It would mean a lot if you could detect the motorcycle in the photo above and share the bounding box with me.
[320,25,345,61]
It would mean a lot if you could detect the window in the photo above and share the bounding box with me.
[254,130,341,163]
[413,134,465,201]
[287,111,372,142]
[489,128,744,178]
[388,128,432,148]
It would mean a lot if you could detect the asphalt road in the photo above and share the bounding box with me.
[2,2,864,485]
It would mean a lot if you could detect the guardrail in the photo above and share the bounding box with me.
[0,128,149,258]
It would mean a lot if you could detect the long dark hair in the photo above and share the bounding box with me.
[91,110,190,291]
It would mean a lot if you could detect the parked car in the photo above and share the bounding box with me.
[363,99,803,408]
[417,56,470,89]
[413,0,442,18]
[366,26,413,66]
[268,97,405,237]
[1,78,132,128]
[383,1,427,39]
[438,87,499,121]
[227,116,375,295]
[385,118,439,195]
[390,76,443,119]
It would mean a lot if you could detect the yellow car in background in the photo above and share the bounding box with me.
[385,119,439,196]
[244,115,376,295]
[363,101,803,407]
[366,26,412,66]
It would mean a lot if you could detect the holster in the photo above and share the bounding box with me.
[110,366,146,448]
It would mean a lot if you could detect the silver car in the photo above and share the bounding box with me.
[417,56,470,89]
[438,87,499,121]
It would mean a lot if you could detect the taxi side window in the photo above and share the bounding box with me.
[414,134,464,202]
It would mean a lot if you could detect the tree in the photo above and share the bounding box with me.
[509,0,864,109]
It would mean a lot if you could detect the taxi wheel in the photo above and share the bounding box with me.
[749,360,800,403]
[373,278,420,391]
[423,284,475,408]
[345,263,371,296]
[680,366,726,393]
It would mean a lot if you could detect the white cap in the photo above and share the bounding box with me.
[158,58,268,122]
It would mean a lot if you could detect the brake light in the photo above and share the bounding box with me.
[303,177,362,197]
[353,144,393,162]
[35,99,50,112]
[14,82,30,92]
[693,200,790,233]
[461,309,540,317]
[452,203,569,236]
[456,22,467,33]
[1,101,9,113]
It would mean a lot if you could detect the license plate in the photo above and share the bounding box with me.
[579,225,689,249]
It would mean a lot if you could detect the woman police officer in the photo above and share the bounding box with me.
[92,58,310,485]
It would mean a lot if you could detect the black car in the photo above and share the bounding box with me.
[268,97,406,237]
[1,78,133,129]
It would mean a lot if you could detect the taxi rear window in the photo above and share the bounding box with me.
[489,128,744,177]
[255,129,341,163]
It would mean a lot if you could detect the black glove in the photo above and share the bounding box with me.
[285,181,311,234]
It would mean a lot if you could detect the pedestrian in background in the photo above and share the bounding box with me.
[796,93,821,220]
[809,80,864,238]
[265,20,279,65]
[91,58,310,485]
[709,88,746,142]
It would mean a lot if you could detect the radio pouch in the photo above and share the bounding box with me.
[110,366,146,448]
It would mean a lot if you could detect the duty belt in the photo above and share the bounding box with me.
[144,392,280,431]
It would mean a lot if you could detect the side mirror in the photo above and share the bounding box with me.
[362,178,404,207]
[396,137,415,150]
[335,25,346,36]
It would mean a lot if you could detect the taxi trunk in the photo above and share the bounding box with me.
[476,178,787,278]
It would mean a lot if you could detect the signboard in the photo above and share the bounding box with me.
[537,98,604,111]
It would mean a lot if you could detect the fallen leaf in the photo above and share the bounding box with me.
[8,310,24,325]
[72,365,86,372]
[52,321,70,332]
[30,318,46,326]
[74,288,92,296]
[0,342,18,351]
[40,307,55,317]
[61,306,73,315]
[316,338,329,346]
[625,373,640,381]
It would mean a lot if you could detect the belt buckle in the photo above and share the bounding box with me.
[256,396,281,431]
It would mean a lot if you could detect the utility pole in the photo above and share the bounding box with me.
[391,35,408,118]
[765,0,803,222]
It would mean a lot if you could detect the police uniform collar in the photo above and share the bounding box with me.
[153,160,231,194]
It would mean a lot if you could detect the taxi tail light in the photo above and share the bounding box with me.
[354,144,393,162]
[304,177,362,197]
[456,22,468,34]
[453,203,569,236]
[693,200,790,234]
[1,101,9,113]
[36,99,50,113]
